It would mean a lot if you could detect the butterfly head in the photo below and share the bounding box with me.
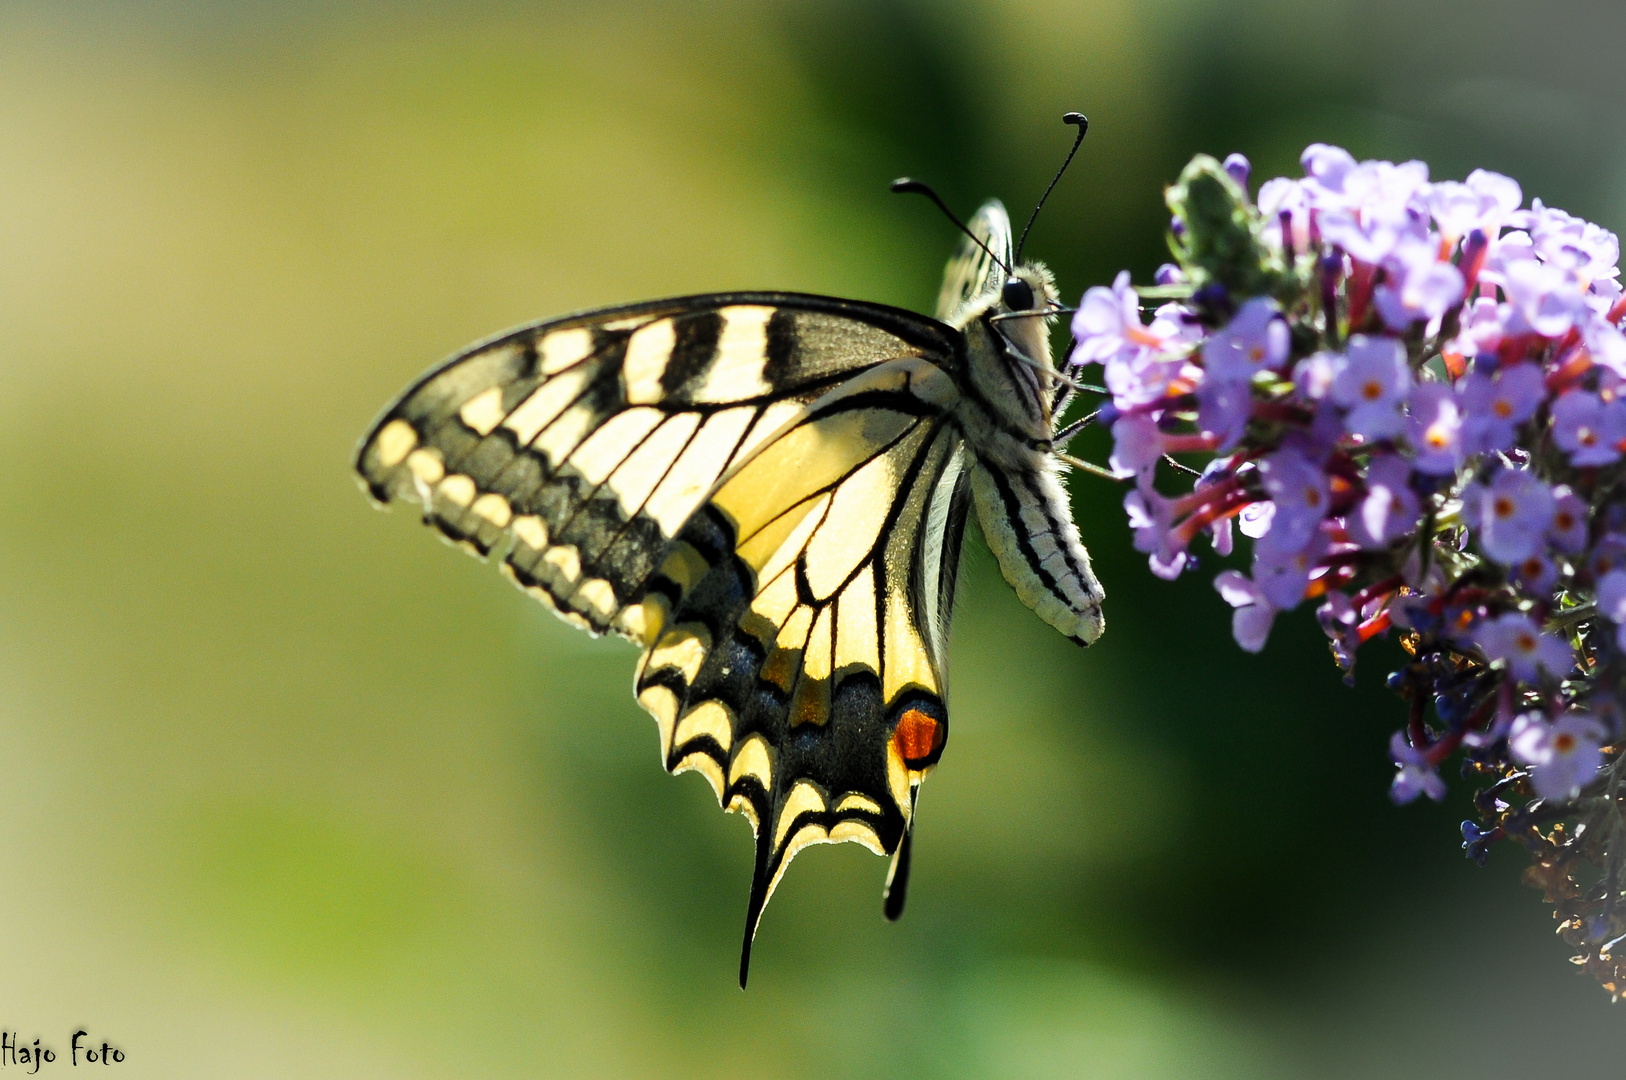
[992,261,1060,363]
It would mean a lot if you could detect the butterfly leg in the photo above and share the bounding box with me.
[1050,409,1100,447]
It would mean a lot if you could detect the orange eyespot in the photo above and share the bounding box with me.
[892,708,943,766]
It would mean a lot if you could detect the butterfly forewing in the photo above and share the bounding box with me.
[357,293,958,633]
[356,293,970,984]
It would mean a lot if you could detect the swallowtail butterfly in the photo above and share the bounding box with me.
[356,123,1103,985]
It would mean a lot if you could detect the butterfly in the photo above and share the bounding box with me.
[354,118,1103,986]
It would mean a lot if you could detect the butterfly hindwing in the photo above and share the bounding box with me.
[629,358,971,983]
[934,199,1013,324]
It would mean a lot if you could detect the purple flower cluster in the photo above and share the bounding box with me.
[1069,146,1626,996]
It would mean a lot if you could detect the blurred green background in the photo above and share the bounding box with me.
[2,1,1624,1076]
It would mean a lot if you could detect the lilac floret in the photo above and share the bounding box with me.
[1300,143,1358,201]
[1319,205,1410,266]
[1550,390,1626,467]
[1524,200,1621,278]
[1331,335,1412,440]
[1223,153,1251,190]
[1407,382,1464,475]
[1458,363,1545,455]
[1596,569,1626,650]
[1374,248,1464,330]
[1109,413,1165,477]
[1257,177,1310,253]
[1389,732,1447,804]
[1513,552,1558,595]
[1214,570,1276,652]
[1548,486,1589,553]
[1467,169,1523,220]
[1203,297,1288,382]
[1582,315,1626,378]
[1255,449,1330,553]
[1237,499,1274,540]
[1348,453,1419,549]
[1197,378,1252,451]
[1461,470,1555,565]
[1427,181,1489,242]
[1293,352,1336,400]
[1427,170,1522,242]
[1124,482,1189,580]
[1252,532,1326,609]
[1509,711,1606,800]
[1502,259,1585,338]
[1590,534,1626,579]
[1104,350,1183,410]
[1471,612,1573,682]
[1073,271,1147,366]
[1454,296,1509,358]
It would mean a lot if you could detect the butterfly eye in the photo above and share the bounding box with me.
[1001,277,1035,312]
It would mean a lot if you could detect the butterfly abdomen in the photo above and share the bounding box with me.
[969,458,1104,646]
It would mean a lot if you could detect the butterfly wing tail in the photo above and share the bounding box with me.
[738,813,777,989]
[881,825,913,920]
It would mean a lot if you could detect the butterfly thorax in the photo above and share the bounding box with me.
[946,262,1060,465]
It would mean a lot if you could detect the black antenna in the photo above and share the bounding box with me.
[1015,112,1088,263]
[890,178,1013,277]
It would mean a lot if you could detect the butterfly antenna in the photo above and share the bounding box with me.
[1015,112,1088,264]
[891,178,1014,277]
